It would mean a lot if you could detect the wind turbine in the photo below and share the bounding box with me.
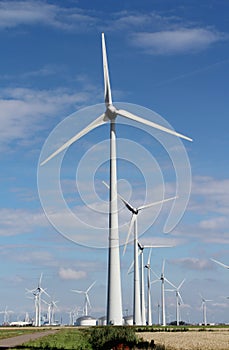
[144,249,153,325]
[200,294,212,326]
[71,281,96,316]
[103,180,176,326]
[166,279,185,325]
[0,306,13,325]
[138,242,173,325]
[150,260,174,326]
[40,33,192,325]
[211,258,229,269]
[26,273,49,327]
[43,299,59,325]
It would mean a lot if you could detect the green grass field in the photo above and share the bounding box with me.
[1,325,228,350]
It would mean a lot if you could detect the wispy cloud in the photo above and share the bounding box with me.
[0,1,97,31]
[0,86,94,150]
[131,28,226,55]
[0,208,48,236]
[172,257,212,271]
[58,267,87,280]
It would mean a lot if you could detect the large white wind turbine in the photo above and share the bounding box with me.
[211,258,229,269]
[71,281,96,317]
[40,33,192,325]
[166,279,185,325]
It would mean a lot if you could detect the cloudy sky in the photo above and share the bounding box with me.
[0,0,228,325]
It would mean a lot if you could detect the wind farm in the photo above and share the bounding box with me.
[0,2,229,345]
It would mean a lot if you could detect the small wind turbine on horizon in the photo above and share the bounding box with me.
[71,281,96,317]
[43,299,59,325]
[166,278,185,325]
[0,306,13,325]
[26,273,49,327]
[200,294,213,326]
[40,33,192,325]
[150,260,174,326]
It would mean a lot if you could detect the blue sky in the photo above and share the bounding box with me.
[0,0,228,325]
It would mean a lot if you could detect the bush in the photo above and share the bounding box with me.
[88,326,153,349]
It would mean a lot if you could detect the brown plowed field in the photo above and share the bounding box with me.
[138,329,229,350]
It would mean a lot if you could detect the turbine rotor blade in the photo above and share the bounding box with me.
[40,287,50,298]
[71,289,84,294]
[147,248,152,266]
[39,273,43,287]
[117,109,193,142]
[143,245,174,248]
[138,196,177,211]
[178,278,186,290]
[102,33,112,106]
[150,268,160,280]
[86,294,91,309]
[40,113,107,166]
[178,291,184,304]
[127,260,134,275]
[211,258,229,269]
[123,214,136,255]
[87,281,96,293]
[164,277,176,289]
[102,181,136,212]
[162,259,166,275]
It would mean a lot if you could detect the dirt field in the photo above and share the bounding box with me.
[137,329,229,350]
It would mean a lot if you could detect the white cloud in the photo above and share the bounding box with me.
[131,28,226,55]
[172,257,212,270]
[0,1,97,31]
[0,87,91,150]
[0,208,48,236]
[58,267,86,280]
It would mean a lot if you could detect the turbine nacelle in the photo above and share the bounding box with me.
[106,105,118,120]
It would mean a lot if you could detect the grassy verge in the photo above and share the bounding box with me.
[13,327,155,349]
[0,328,44,340]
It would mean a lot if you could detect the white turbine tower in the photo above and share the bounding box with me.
[166,279,185,325]
[200,294,212,326]
[71,281,96,316]
[145,249,153,325]
[211,258,229,269]
[40,33,192,325]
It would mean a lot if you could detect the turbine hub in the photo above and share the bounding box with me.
[106,105,117,120]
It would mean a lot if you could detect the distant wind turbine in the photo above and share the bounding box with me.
[71,281,96,316]
[150,260,174,326]
[26,273,49,327]
[145,249,153,325]
[43,299,59,325]
[200,294,212,326]
[103,180,176,325]
[0,306,13,325]
[40,33,192,325]
[166,279,185,325]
